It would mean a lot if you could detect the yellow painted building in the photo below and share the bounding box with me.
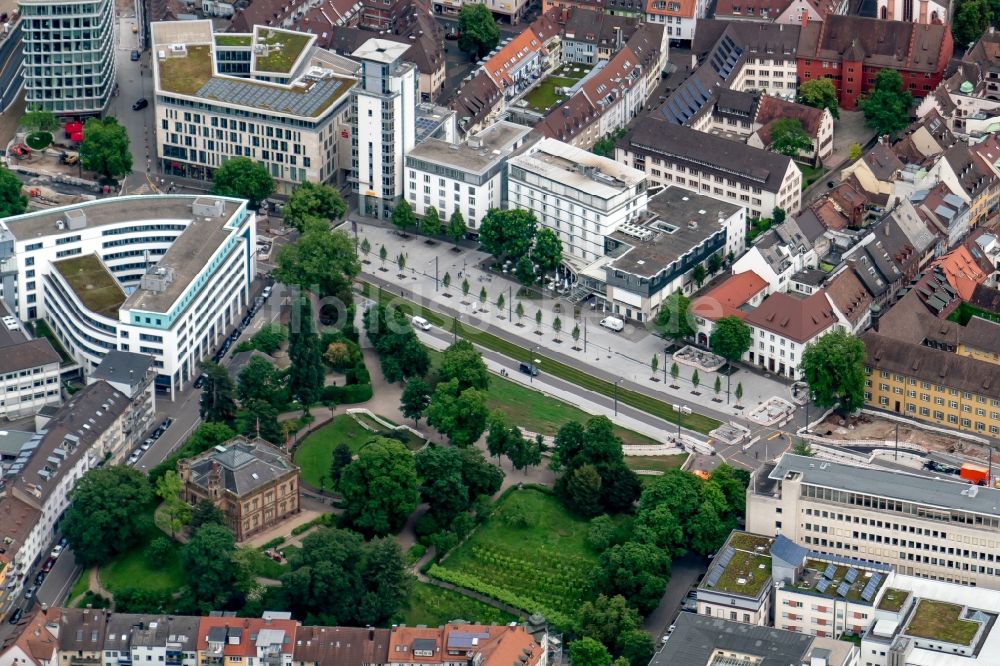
[863,331,1000,437]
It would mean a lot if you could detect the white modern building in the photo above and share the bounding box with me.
[748,453,1000,589]
[87,351,156,453]
[19,0,117,114]
[152,21,358,193]
[1,195,256,400]
[591,187,746,322]
[507,137,648,263]
[404,121,532,231]
[351,39,417,220]
[0,301,62,418]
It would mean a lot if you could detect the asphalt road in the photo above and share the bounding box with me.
[642,553,706,641]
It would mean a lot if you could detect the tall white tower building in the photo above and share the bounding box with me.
[350,39,416,220]
[19,0,117,114]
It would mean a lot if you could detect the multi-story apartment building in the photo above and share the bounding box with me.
[178,437,299,542]
[151,21,357,193]
[742,290,841,379]
[616,117,802,218]
[101,614,201,666]
[351,39,417,220]
[404,122,532,231]
[748,453,1000,589]
[507,137,647,263]
[0,302,62,419]
[691,20,801,100]
[19,0,116,114]
[1,196,256,399]
[387,624,547,666]
[87,351,156,458]
[195,616,299,666]
[644,0,704,42]
[2,381,130,599]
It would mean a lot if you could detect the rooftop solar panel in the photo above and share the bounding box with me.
[706,567,723,588]
[836,582,850,597]
[861,573,883,602]
[197,76,345,117]
[815,578,830,594]
[823,564,837,579]
[845,568,859,584]
[717,547,735,568]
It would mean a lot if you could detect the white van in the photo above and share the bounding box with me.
[600,316,625,332]
[412,316,432,331]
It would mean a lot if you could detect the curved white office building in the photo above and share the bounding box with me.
[0,195,256,399]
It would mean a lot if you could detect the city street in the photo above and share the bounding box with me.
[107,11,157,194]
[643,554,706,642]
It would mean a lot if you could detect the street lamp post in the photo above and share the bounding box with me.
[614,378,623,416]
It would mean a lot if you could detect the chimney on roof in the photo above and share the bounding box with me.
[800,10,808,26]
[870,303,881,331]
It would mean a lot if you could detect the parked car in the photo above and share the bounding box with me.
[42,558,54,573]
[411,316,432,331]
[23,585,35,599]
[600,316,625,332]
[34,572,45,585]
[445,29,460,39]
[161,417,173,429]
[9,608,23,624]
[194,374,206,389]
[50,544,63,559]
[132,98,148,111]
[519,362,539,377]
[128,452,140,465]
[130,50,140,61]
[262,285,272,299]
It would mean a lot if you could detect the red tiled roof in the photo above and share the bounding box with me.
[932,246,990,301]
[486,29,545,89]
[196,617,298,657]
[692,271,769,321]
[645,0,697,18]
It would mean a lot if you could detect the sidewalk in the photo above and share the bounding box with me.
[349,221,795,424]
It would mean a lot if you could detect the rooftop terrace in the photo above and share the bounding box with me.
[789,559,887,604]
[215,34,251,47]
[700,532,773,598]
[905,600,981,646]
[254,28,311,73]
[877,588,910,612]
[53,254,126,319]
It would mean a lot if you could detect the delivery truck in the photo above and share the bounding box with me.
[960,463,989,486]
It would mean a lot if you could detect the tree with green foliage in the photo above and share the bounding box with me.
[632,504,684,556]
[0,166,27,218]
[379,244,388,269]
[801,330,866,413]
[457,4,500,58]
[190,500,225,529]
[650,354,659,379]
[280,528,409,625]
[397,253,406,273]
[572,323,581,347]
[553,316,562,339]
[447,210,467,246]
[515,301,525,324]
[199,361,237,424]
[773,207,786,224]
[953,0,992,46]
[426,379,489,447]
[735,382,744,405]
[655,292,695,342]
[710,315,752,401]
[535,309,543,331]
[239,399,282,444]
[155,470,191,537]
[439,339,490,391]
[81,117,133,182]
[565,464,604,518]
[329,442,354,491]
[713,375,722,399]
[421,207,441,237]
[401,378,431,425]
[769,118,813,158]
[339,437,418,535]
[237,356,284,407]
[532,227,563,278]
[284,181,346,230]
[515,255,536,285]
[618,631,655,666]
[595,541,671,614]
[591,128,626,158]
[506,429,542,473]
[442,272,452,292]
[479,208,537,261]
[486,411,511,463]
[569,638,612,666]
[793,439,815,456]
[288,296,324,406]
[848,143,863,161]
[691,369,700,391]
[147,537,174,567]
[692,264,707,288]
[496,292,505,314]
[478,285,487,309]
[22,108,58,132]
[274,220,360,302]
[62,466,154,567]
[670,362,679,384]
[360,237,371,259]
[415,445,469,522]
[211,157,273,207]
[708,253,723,274]
[364,304,431,383]
[391,199,417,233]
[183,523,245,610]
[861,69,913,137]
[797,78,839,119]
[578,594,641,652]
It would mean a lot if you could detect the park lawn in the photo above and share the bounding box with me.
[522,76,575,112]
[100,504,184,595]
[435,488,596,624]
[399,582,518,627]
[294,414,373,487]
[624,454,688,475]
[486,376,661,447]
[353,413,427,451]
[362,282,721,434]
[796,162,826,190]
[66,569,90,604]
[241,548,287,580]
